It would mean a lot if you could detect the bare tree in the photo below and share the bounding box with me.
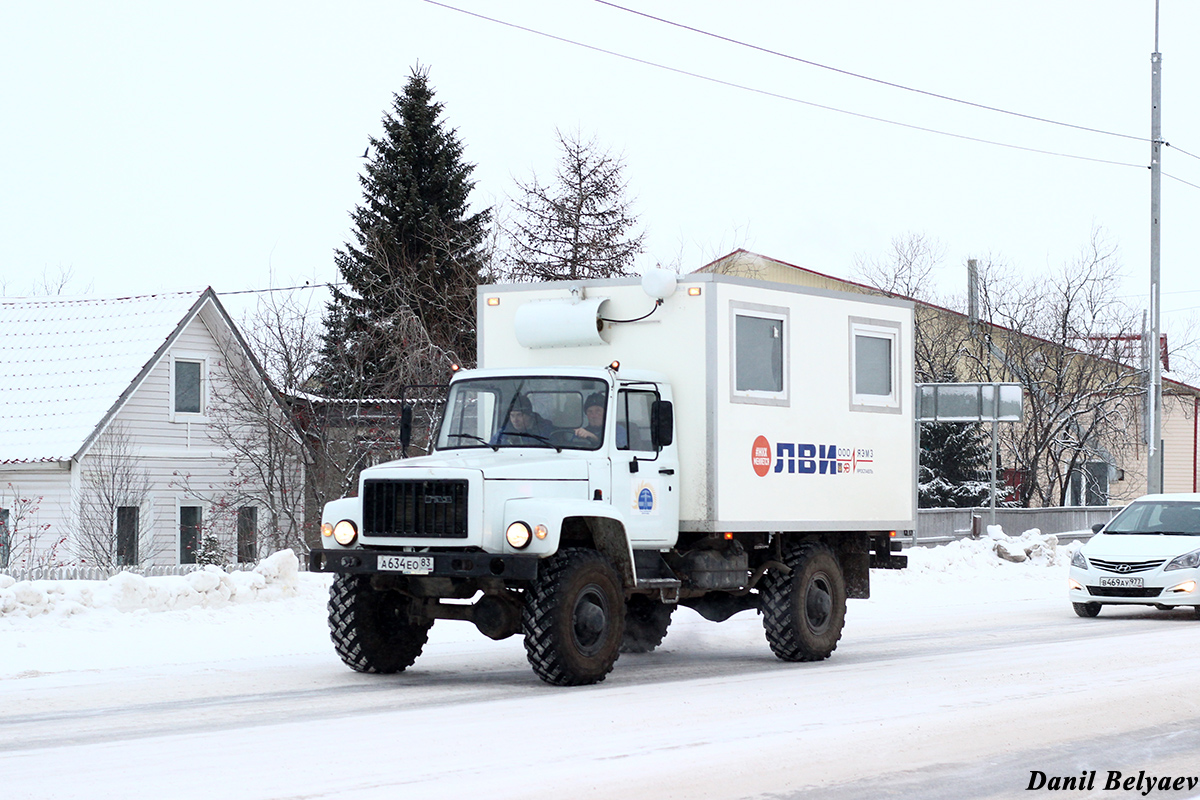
[504,129,645,281]
[976,233,1144,506]
[859,228,1147,507]
[74,425,154,567]
[205,299,310,559]
[226,286,448,552]
[0,484,59,570]
[852,233,946,301]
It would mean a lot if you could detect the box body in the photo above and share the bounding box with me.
[478,273,916,534]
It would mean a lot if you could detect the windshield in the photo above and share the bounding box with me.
[1104,501,1200,535]
[436,376,610,451]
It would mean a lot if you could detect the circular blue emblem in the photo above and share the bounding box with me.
[638,487,654,513]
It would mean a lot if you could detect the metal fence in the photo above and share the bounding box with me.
[913,506,1123,546]
[1,562,265,583]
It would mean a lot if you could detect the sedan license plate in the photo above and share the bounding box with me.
[1099,576,1144,589]
[377,555,434,574]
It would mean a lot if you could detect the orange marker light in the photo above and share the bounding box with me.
[486,297,500,306]
[687,287,702,296]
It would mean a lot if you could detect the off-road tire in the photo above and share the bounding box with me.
[761,542,846,662]
[620,595,674,654]
[523,548,625,686]
[1072,602,1102,618]
[328,574,432,673]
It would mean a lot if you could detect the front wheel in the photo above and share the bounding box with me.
[328,574,432,673]
[1072,602,1102,618]
[523,548,625,686]
[761,543,846,662]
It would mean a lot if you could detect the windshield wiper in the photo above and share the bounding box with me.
[446,433,499,451]
[498,431,562,453]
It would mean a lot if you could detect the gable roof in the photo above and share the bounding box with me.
[0,289,216,464]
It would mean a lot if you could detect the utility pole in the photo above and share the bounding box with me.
[1148,0,1164,494]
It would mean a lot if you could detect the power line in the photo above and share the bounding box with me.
[422,0,1147,171]
[1167,142,1200,162]
[216,282,344,297]
[1164,171,1200,191]
[594,0,1148,145]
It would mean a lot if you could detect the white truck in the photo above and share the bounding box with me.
[310,271,913,685]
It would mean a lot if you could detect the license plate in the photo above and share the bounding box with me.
[1099,576,1144,588]
[377,555,434,574]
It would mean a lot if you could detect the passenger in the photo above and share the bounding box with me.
[493,395,552,444]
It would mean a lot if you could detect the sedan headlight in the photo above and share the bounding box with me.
[1165,548,1200,571]
[505,521,532,549]
[332,519,358,546]
[1071,549,1089,569]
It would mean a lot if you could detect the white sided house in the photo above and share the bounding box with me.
[0,289,299,570]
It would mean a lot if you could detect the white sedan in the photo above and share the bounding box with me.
[1069,493,1200,617]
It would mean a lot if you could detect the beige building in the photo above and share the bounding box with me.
[698,250,1200,504]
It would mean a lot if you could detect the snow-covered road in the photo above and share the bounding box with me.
[4,540,1200,800]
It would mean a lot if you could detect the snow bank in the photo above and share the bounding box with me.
[0,550,302,618]
[907,526,1076,572]
[0,528,1084,620]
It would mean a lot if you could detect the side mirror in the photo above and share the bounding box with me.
[1091,522,1105,534]
[650,400,673,448]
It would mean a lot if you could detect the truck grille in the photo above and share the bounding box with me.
[363,479,468,539]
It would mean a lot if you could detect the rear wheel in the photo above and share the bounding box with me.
[1072,602,1102,618]
[761,543,846,662]
[328,574,432,673]
[620,595,674,653]
[523,548,625,685]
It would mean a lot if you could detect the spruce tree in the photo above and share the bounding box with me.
[319,66,489,396]
[918,422,992,508]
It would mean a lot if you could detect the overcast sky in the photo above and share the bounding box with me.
[3,1,1199,330]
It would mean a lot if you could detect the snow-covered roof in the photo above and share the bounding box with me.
[0,290,210,463]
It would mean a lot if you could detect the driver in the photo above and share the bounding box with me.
[573,393,607,446]
[493,395,552,444]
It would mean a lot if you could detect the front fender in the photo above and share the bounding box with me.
[319,497,363,550]
[503,498,634,586]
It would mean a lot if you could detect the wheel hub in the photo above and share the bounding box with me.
[804,574,832,634]
[572,584,610,655]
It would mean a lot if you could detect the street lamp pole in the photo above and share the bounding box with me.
[1148,0,1164,494]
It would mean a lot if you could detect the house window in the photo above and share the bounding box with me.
[0,507,9,570]
[180,505,202,564]
[850,318,901,413]
[730,302,789,406]
[116,506,139,566]
[173,358,205,415]
[1069,462,1110,506]
[237,506,258,563]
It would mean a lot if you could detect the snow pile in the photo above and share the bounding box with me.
[899,526,1082,586]
[0,549,302,618]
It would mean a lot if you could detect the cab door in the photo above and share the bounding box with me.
[611,385,679,548]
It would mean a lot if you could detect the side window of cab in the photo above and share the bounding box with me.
[616,389,657,452]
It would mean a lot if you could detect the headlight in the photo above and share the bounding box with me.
[505,521,532,549]
[1071,549,1089,569]
[1165,548,1200,571]
[321,522,334,538]
[332,519,358,546]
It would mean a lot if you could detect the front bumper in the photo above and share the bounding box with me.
[1069,566,1200,607]
[308,548,540,580]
